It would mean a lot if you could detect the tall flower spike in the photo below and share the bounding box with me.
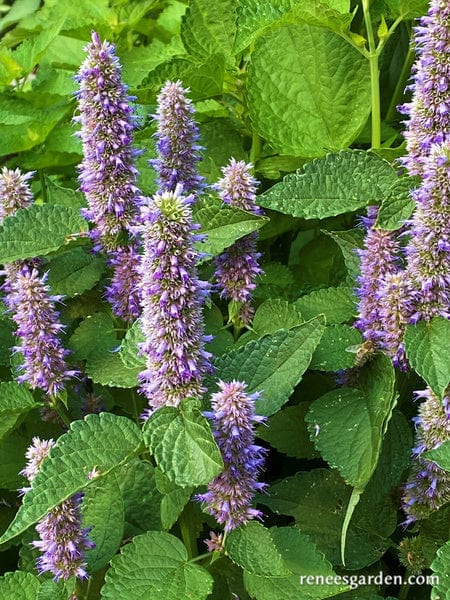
[402,388,450,524]
[151,80,205,195]
[400,0,450,176]
[138,185,212,417]
[21,438,94,581]
[196,380,267,532]
[404,143,450,322]
[75,31,142,321]
[214,159,263,325]
[0,169,74,397]
[355,206,401,345]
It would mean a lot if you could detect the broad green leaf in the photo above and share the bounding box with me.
[237,299,304,345]
[385,0,430,19]
[0,571,40,600]
[324,229,365,281]
[405,317,450,398]
[0,204,88,263]
[155,469,193,531]
[0,413,142,545]
[247,25,371,156]
[420,505,450,567]
[243,526,347,600]
[101,531,213,600]
[213,317,326,416]
[310,324,361,371]
[122,38,184,87]
[258,403,319,459]
[119,460,163,536]
[375,177,417,230]
[11,17,65,74]
[306,354,396,489]
[83,473,125,573]
[226,522,292,577]
[254,261,295,300]
[259,151,397,219]
[143,398,223,487]
[45,178,86,209]
[294,234,347,290]
[431,540,450,600]
[194,196,267,257]
[0,434,29,490]
[0,0,40,32]
[181,0,236,60]
[47,248,105,297]
[35,579,72,600]
[293,286,356,324]
[0,318,15,365]
[424,440,450,472]
[119,320,145,370]
[0,382,36,441]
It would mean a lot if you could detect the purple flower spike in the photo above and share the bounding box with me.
[402,388,450,524]
[138,185,212,416]
[75,31,142,250]
[21,438,94,581]
[214,159,263,325]
[400,0,450,176]
[355,206,401,345]
[105,244,141,322]
[196,380,267,532]
[0,167,34,218]
[405,143,450,321]
[4,264,76,397]
[151,80,205,195]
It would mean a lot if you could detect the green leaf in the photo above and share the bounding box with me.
[254,261,295,300]
[225,522,292,577]
[238,299,304,345]
[181,0,236,60]
[258,403,319,459]
[0,0,40,32]
[259,151,397,219]
[213,317,326,416]
[119,320,145,369]
[83,473,125,573]
[143,398,223,487]
[306,354,396,488]
[0,204,88,263]
[385,0,430,19]
[35,579,72,600]
[375,176,417,230]
[0,382,36,441]
[0,413,142,546]
[101,531,213,600]
[310,324,361,371]
[155,469,193,531]
[243,526,347,600]
[424,440,450,472]
[194,195,267,257]
[47,248,105,297]
[293,286,356,324]
[0,434,29,490]
[0,571,40,600]
[404,317,450,399]
[247,25,371,156]
[324,229,365,281]
[431,540,450,600]
[45,178,86,209]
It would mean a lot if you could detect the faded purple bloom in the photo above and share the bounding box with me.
[405,143,450,321]
[214,159,263,325]
[151,80,205,195]
[105,244,141,322]
[196,380,267,532]
[0,167,34,218]
[75,31,142,321]
[138,185,212,416]
[21,438,94,581]
[355,206,401,345]
[400,0,450,176]
[4,263,75,397]
[377,272,413,370]
[402,388,450,524]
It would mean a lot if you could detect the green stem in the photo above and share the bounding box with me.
[362,0,381,149]
[385,46,415,123]
[39,170,48,204]
[50,396,72,429]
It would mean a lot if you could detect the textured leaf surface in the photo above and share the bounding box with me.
[0,382,36,441]
[306,355,396,488]
[101,531,213,600]
[47,248,105,297]
[194,196,267,257]
[119,320,145,369]
[181,0,236,60]
[238,299,304,346]
[0,571,40,600]
[375,177,416,230]
[155,469,193,531]
[324,229,365,280]
[293,286,356,324]
[0,414,142,545]
[424,440,450,472]
[143,399,223,487]
[259,151,397,219]
[431,540,450,600]
[0,204,88,263]
[213,317,325,416]
[405,318,450,399]
[119,460,162,536]
[310,324,361,371]
[247,24,371,156]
